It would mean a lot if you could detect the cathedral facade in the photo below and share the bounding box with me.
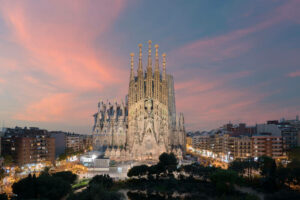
[93,41,185,161]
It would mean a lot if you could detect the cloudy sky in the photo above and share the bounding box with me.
[0,0,299,134]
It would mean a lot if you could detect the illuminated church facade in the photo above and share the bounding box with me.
[92,41,186,161]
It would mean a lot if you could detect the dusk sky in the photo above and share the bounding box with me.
[0,0,299,134]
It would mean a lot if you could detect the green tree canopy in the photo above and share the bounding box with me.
[89,174,113,189]
[12,172,73,200]
[127,165,149,178]
[158,152,178,175]
[52,171,78,184]
[210,169,240,195]
[257,156,277,178]
[228,159,246,175]
[3,155,13,166]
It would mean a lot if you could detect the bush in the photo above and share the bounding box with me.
[210,169,240,195]
[89,174,113,189]
[68,175,123,200]
[52,171,78,184]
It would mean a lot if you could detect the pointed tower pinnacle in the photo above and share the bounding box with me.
[147,40,152,68]
[130,53,134,81]
[155,44,159,71]
[154,44,160,100]
[146,40,153,98]
[137,43,144,100]
[162,53,166,80]
[138,44,143,72]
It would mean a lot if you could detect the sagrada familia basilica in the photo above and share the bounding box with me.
[92,41,186,161]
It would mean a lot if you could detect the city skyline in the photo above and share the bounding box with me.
[0,0,300,134]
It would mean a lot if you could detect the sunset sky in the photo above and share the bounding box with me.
[0,0,299,134]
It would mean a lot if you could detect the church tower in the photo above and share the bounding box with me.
[128,52,135,106]
[154,44,160,101]
[162,53,168,105]
[137,44,144,101]
[93,41,186,161]
[146,40,153,98]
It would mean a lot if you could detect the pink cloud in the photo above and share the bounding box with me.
[173,67,297,131]
[169,1,300,130]
[1,1,127,90]
[0,1,128,126]
[13,93,73,122]
[175,70,252,95]
[172,31,254,64]
[287,71,300,78]
[176,81,297,131]
[13,92,97,124]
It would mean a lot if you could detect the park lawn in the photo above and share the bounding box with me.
[72,178,90,190]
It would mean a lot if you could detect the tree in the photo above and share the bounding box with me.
[276,167,292,187]
[68,174,124,200]
[127,166,139,178]
[67,183,123,200]
[40,166,50,176]
[246,157,259,179]
[229,158,258,179]
[287,147,300,162]
[138,165,149,177]
[0,193,8,200]
[58,153,68,161]
[158,153,178,176]
[89,174,113,189]
[181,163,217,181]
[3,155,13,166]
[12,174,37,199]
[257,156,276,178]
[37,174,71,200]
[256,156,278,191]
[127,165,149,178]
[210,169,240,195]
[229,159,246,176]
[52,171,78,184]
[286,148,300,185]
[12,172,72,200]
[147,164,164,179]
[0,168,6,180]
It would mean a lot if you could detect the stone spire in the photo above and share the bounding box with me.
[130,53,134,81]
[137,43,144,101]
[162,53,167,105]
[146,40,153,98]
[155,44,159,72]
[162,53,166,80]
[138,44,143,72]
[147,40,152,69]
[179,113,185,131]
[154,44,160,100]
[129,53,135,106]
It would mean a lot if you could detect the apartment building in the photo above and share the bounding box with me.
[252,134,284,159]
[1,127,55,166]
